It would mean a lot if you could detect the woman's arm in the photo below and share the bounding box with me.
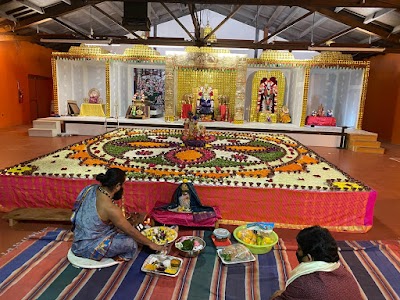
[105,202,164,252]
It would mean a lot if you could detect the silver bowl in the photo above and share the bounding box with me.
[175,236,206,257]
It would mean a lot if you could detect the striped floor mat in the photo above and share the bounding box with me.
[1,228,399,300]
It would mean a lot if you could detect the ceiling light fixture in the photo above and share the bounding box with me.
[308,46,385,53]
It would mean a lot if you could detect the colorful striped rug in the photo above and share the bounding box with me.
[1,228,399,300]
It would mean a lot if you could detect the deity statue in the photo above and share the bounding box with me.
[158,182,217,221]
[280,105,291,123]
[317,104,325,117]
[257,77,278,113]
[197,86,214,115]
[181,112,207,147]
[88,88,102,104]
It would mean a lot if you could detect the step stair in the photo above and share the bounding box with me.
[2,208,71,227]
[28,119,61,137]
[346,132,385,154]
[28,128,58,137]
[33,119,61,132]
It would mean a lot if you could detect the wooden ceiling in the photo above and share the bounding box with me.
[1,0,400,59]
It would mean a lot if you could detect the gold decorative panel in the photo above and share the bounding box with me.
[300,67,311,127]
[123,45,161,57]
[259,50,295,61]
[311,51,353,62]
[68,44,110,55]
[165,47,247,122]
[51,57,58,114]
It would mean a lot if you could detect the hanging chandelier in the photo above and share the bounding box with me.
[201,22,217,44]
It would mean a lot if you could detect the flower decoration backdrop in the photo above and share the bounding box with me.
[1,128,370,192]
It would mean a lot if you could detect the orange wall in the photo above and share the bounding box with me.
[363,54,400,144]
[0,41,52,128]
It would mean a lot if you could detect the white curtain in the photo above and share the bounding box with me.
[110,61,131,118]
[56,59,106,115]
[307,68,363,127]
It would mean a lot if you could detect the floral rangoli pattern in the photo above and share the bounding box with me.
[1,128,370,191]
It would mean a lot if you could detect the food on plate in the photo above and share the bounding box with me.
[142,255,182,276]
[165,268,178,275]
[171,258,181,268]
[220,244,252,262]
[175,236,204,251]
[144,263,157,271]
[142,226,178,245]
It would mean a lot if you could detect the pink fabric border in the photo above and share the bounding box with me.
[0,175,376,232]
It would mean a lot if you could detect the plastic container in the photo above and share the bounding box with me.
[233,225,279,254]
[213,228,231,241]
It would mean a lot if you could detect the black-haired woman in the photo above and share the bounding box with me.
[71,168,163,261]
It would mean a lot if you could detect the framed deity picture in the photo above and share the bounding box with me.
[67,100,80,116]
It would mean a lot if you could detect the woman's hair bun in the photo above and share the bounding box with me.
[95,173,106,183]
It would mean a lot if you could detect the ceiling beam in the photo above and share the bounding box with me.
[364,8,395,24]
[275,7,301,31]
[30,25,55,34]
[53,17,91,39]
[311,7,400,44]
[91,5,142,39]
[359,34,381,44]
[253,5,263,23]
[98,0,400,9]
[258,10,314,44]
[17,0,44,14]
[392,24,400,34]
[188,3,201,43]
[81,8,110,29]
[148,3,159,20]
[204,4,241,42]
[0,0,103,32]
[211,4,268,28]
[103,1,123,17]
[298,16,327,39]
[0,10,17,22]
[265,6,286,28]
[160,2,194,41]
[317,27,354,45]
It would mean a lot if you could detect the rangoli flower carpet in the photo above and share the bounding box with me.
[0,128,376,232]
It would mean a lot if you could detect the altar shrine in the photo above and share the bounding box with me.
[51,45,370,130]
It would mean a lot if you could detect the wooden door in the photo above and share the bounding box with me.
[28,75,52,122]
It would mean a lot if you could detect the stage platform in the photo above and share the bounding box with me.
[0,127,376,233]
[42,116,375,148]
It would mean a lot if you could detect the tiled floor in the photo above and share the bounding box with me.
[1,125,399,253]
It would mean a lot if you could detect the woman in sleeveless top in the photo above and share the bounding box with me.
[71,168,164,261]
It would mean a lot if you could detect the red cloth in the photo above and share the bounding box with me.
[220,105,227,120]
[150,202,221,227]
[273,265,362,300]
[306,116,336,126]
[181,104,192,119]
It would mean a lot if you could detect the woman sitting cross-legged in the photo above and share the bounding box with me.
[71,168,164,261]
